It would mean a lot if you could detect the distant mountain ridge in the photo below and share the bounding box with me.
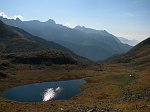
[118,37,139,46]
[0,20,80,64]
[0,20,71,53]
[0,17,131,61]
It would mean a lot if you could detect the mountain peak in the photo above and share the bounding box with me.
[15,17,21,21]
[45,19,56,24]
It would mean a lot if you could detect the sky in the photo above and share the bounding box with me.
[0,0,150,41]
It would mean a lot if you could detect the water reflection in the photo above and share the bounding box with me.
[43,87,63,101]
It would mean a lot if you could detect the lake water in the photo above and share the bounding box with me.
[3,79,85,102]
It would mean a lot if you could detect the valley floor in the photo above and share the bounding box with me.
[0,63,150,112]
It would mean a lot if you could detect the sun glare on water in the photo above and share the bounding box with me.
[43,87,63,102]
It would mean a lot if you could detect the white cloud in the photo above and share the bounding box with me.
[13,15,23,20]
[0,12,9,18]
[0,11,23,20]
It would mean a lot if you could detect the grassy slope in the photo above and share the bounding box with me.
[0,62,149,112]
[113,37,150,70]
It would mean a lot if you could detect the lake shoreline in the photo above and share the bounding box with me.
[3,78,85,102]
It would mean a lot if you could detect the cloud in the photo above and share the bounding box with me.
[0,12,9,18]
[13,15,23,20]
[0,11,23,20]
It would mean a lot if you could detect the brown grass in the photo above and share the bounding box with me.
[0,63,149,112]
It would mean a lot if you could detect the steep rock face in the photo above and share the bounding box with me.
[0,17,131,61]
[0,20,78,64]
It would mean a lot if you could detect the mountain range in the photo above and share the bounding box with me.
[0,17,131,61]
[0,20,81,65]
